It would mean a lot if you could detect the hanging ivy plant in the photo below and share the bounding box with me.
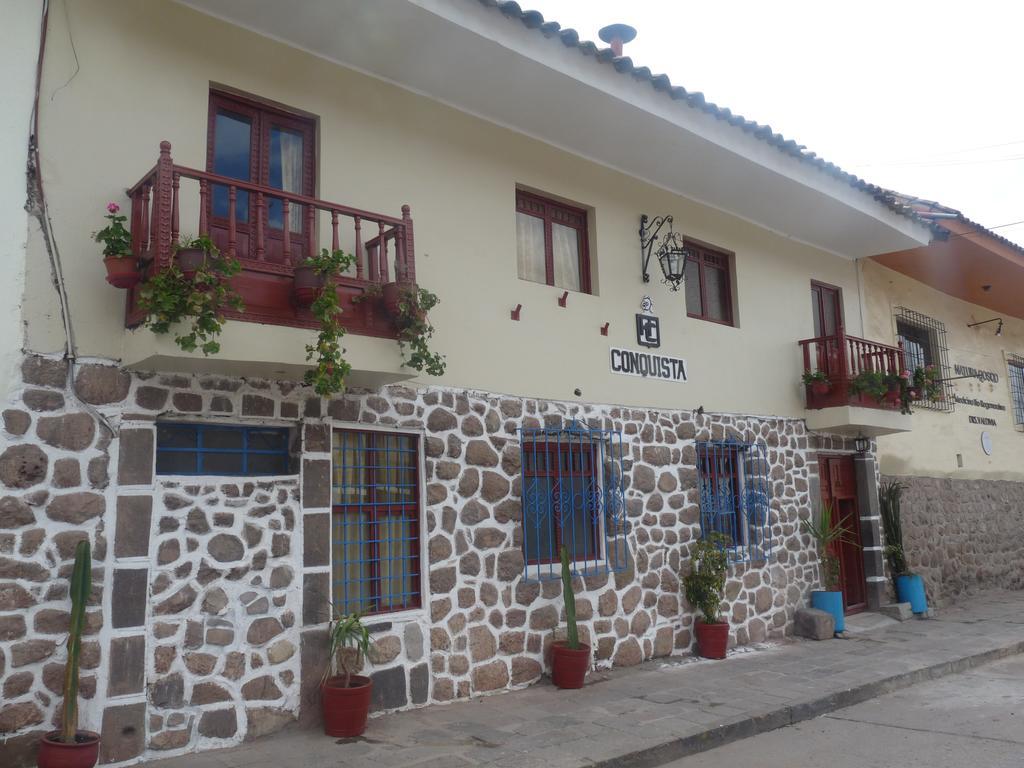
[303,248,357,396]
[394,286,446,376]
[138,238,243,356]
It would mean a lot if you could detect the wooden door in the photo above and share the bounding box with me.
[811,282,843,337]
[819,455,866,614]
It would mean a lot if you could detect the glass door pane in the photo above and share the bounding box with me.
[267,125,305,232]
[212,111,251,223]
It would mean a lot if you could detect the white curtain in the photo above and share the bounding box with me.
[516,212,546,284]
[551,223,580,291]
[277,129,304,232]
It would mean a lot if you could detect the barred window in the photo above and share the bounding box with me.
[155,423,295,476]
[895,307,954,412]
[520,425,627,580]
[1009,355,1024,428]
[696,441,772,562]
[331,430,421,616]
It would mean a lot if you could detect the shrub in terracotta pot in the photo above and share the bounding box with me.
[37,541,100,768]
[173,234,218,280]
[683,533,730,659]
[321,613,372,737]
[801,370,831,397]
[551,545,590,688]
[94,202,140,289]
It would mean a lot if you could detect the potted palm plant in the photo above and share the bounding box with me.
[683,532,730,659]
[37,541,99,768]
[94,202,140,289]
[321,613,372,737]
[879,480,927,614]
[801,501,853,633]
[550,545,590,688]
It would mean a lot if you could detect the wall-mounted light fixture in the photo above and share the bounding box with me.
[854,433,870,454]
[967,317,1003,337]
[639,214,689,291]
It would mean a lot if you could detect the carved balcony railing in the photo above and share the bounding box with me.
[124,141,414,338]
[798,326,907,411]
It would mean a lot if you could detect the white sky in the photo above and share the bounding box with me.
[528,0,1024,247]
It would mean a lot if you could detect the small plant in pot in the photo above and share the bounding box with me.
[683,532,730,659]
[94,202,140,289]
[800,501,854,634]
[37,540,100,768]
[880,480,928,614]
[173,234,218,280]
[321,613,373,737]
[550,545,591,688]
[394,285,446,376]
[303,249,357,396]
[293,248,349,308]
[801,370,831,397]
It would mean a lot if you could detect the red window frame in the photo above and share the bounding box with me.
[685,241,734,326]
[522,441,601,565]
[696,444,744,548]
[515,190,592,294]
[331,430,421,617]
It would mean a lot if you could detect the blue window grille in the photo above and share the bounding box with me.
[331,430,421,616]
[155,422,293,476]
[1009,355,1024,428]
[520,422,627,581]
[696,440,772,563]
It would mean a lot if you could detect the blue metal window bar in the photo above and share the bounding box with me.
[331,430,421,616]
[154,423,292,476]
[520,422,627,581]
[1008,355,1024,428]
[696,440,773,563]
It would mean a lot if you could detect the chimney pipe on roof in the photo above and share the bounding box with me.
[598,23,637,57]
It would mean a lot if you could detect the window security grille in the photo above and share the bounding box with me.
[520,423,627,581]
[895,306,955,412]
[1009,354,1024,429]
[331,430,421,616]
[696,440,773,563]
[155,423,294,476]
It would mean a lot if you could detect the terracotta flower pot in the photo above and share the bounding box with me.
[321,675,372,737]
[103,256,141,289]
[382,281,417,316]
[810,381,830,397]
[293,265,325,307]
[174,247,206,280]
[694,619,729,659]
[37,731,100,768]
[550,641,591,689]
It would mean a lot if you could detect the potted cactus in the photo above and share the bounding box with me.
[683,532,730,659]
[880,480,927,614]
[550,545,590,688]
[37,540,99,768]
[321,613,372,737]
[801,501,854,633]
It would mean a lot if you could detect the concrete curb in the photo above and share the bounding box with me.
[597,638,1024,768]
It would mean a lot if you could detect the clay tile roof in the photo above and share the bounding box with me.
[479,0,944,237]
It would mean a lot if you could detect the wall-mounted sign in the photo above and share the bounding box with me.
[954,364,1000,383]
[981,431,993,456]
[969,415,997,426]
[635,314,661,348]
[953,395,1006,412]
[610,347,687,383]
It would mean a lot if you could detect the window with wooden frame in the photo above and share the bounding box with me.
[515,190,592,293]
[1008,355,1024,429]
[331,430,421,617]
[684,242,734,325]
[207,90,317,266]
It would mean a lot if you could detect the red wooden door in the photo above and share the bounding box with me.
[819,455,866,614]
[811,282,843,337]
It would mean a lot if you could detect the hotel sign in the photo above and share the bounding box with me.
[610,347,688,383]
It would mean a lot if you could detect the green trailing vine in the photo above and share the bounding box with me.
[304,248,357,396]
[395,286,446,376]
[138,237,243,356]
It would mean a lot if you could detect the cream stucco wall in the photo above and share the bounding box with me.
[0,1,42,397]
[29,0,868,419]
[862,259,1024,480]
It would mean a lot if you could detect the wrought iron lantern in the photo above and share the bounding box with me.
[640,214,689,291]
[854,433,870,454]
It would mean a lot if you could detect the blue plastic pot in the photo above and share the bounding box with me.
[810,590,844,634]
[896,574,928,614]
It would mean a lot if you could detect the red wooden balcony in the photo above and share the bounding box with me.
[799,327,907,411]
[124,141,414,338]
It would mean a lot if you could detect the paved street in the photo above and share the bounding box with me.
[145,590,1024,768]
[667,654,1024,768]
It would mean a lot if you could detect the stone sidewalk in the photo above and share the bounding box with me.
[146,590,1024,768]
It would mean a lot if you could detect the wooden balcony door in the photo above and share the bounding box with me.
[820,454,866,614]
[206,91,316,268]
[811,281,844,375]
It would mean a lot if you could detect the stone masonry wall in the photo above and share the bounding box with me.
[884,474,1024,606]
[2,353,831,766]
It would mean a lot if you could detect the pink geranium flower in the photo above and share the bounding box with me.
[900,370,911,379]
[107,202,120,214]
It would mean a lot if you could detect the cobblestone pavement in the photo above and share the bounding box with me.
[145,590,1024,768]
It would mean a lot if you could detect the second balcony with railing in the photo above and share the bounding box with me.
[124,141,415,339]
